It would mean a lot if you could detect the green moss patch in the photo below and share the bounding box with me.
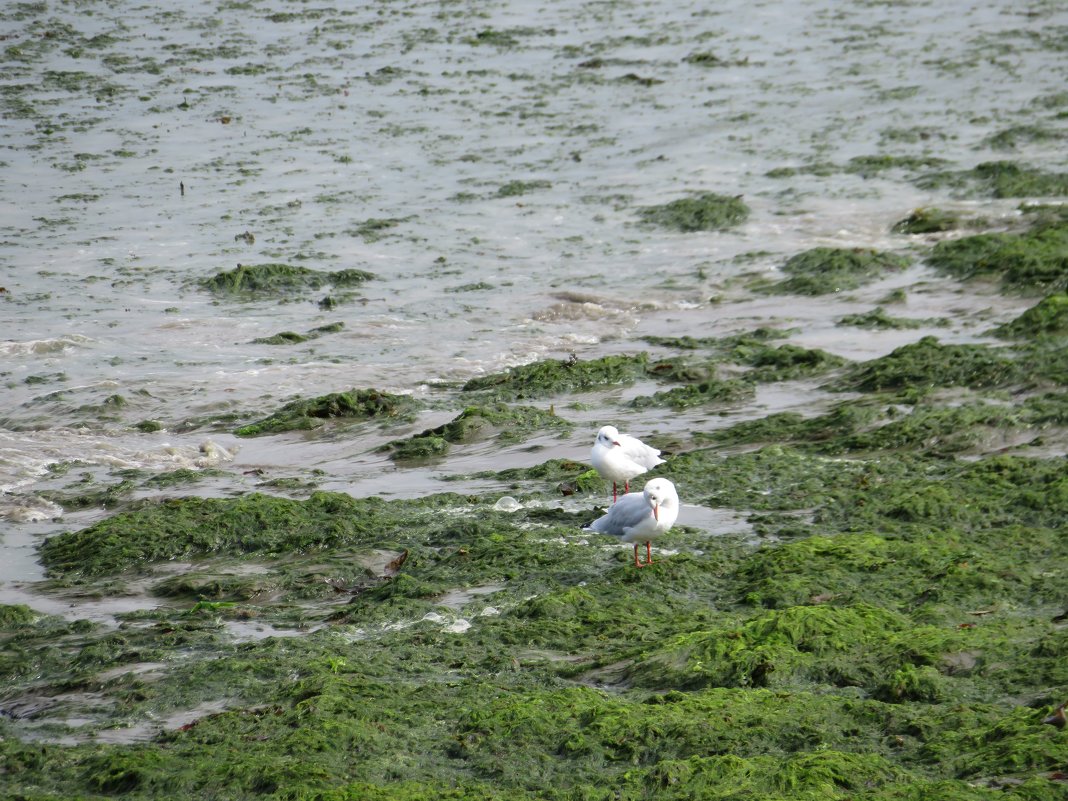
[234,389,419,437]
[201,264,374,297]
[637,192,750,232]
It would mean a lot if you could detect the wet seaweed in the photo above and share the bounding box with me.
[381,403,572,460]
[637,192,750,232]
[829,337,1019,394]
[461,354,649,400]
[201,264,374,298]
[759,247,911,296]
[926,220,1068,292]
[916,161,1068,199]
[234,389,420,437]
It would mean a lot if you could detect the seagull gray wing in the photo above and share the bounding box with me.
[584,493,652,536]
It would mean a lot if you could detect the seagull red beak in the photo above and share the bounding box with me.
[612,440,621,447]
[653,501,659,521]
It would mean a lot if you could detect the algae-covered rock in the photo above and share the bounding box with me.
[0,604,38,629]
[742,343,849,381]
[201,263,373,297]
[836,307,942,330]
[383,404,571,460]
[917,160,1068,198]
[235,388,419,437]
[994,294,1068,339]
[892,208,962,234]
[250,321,345,345]
[630,377,753,409]
[460,458,605,496]
[39,492,385,576]
[391,434,451,461]
[645,326,791,354]
[927,221,1068,292]
[637,192,750,232]
[462,354,649,400]
[831,336,1017,393]
[764,247,911,295]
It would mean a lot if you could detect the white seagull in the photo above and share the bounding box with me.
[584,477,679,568]
[591,425,665,502]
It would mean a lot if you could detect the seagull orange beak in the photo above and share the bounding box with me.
[653,501,659,521]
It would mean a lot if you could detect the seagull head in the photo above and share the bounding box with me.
[643,478,677,521]
[596,425,622,448]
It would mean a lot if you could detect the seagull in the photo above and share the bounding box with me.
[583,477,679,568]
[591,424,665,502]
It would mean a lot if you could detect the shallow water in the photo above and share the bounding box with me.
[2,0,1066,611]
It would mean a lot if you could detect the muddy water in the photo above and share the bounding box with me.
[2,0,1066,611]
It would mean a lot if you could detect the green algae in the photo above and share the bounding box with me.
[637,192,750,232]
[201,263,374,298]
[496,179,552,197]
[38,476,136,511]
[234,389,420,437]
[637,334,843,394]
[983,125,1066,151]
[917,160,1068,198]
[892,208,963,234]
[383,404,571,461]
[461,354,649,400]
[456,458,606,497]
[10,436,1068,800]
[760,247,912,296]
[250,322,344,345]
[624,603,956,694]
[845,154,949,178]
[645,326,790,354]
[630,377,753,410]
[347,216,412,241]
[0,604,37,629]
[926,221,1068,292]
[830,336,1018,394]
[743,343,849,381]
[716,394,1068,457]
[38,492,382,577]
[836,307,945,330]
[994,294,1068,339]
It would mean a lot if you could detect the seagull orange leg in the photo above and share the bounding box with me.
[634,541,655,568]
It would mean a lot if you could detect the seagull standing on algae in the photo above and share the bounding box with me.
[591,425,665,502]
[584,477,679,568]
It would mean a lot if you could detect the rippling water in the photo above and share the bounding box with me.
[2,0,1065,590]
